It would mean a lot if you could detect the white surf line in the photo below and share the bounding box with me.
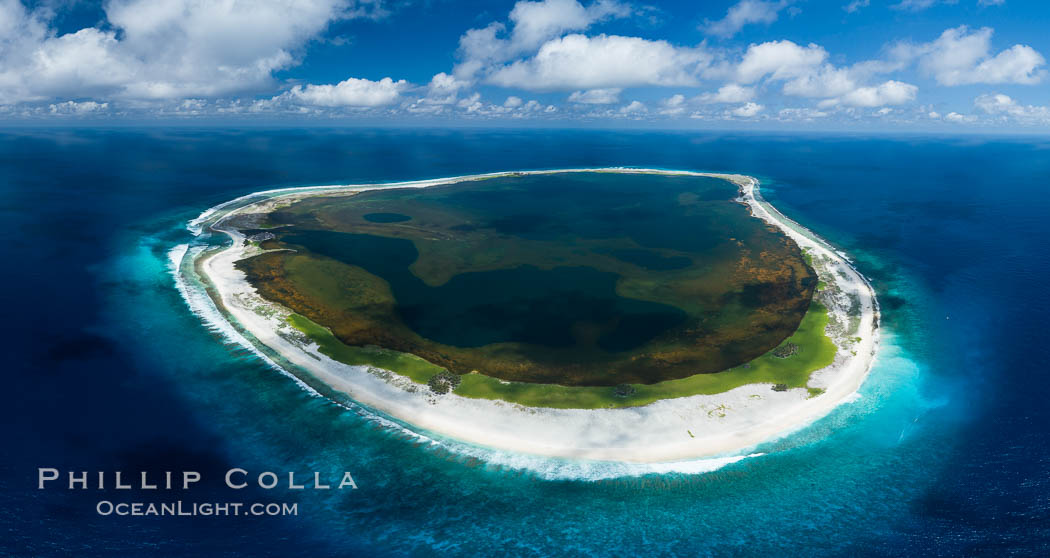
[186,168,880,464]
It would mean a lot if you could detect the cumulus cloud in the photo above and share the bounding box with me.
[173,99,207,115]
[729,102,764,117]
[453,0,713,94]
[455,0,631,78]
[487,34,711,90]
[456,92,483,112]
[944,111,975,123]
[658,94,687,115]
[619,100,647,115]
[48,100,109,115]
[822,80,918,107]
[974,93,1050,123]
[729,39,917,107]
[448,0,716,100]
[0,0,378,104]
[895,26,1045,85]
[779,64,864,98]
[778,107,828,120]
[568,88,621,104]
[0,0,1034,126]
[421,72,471,105]
[404,90,555,118]
[695,84,756,104]
[735,40,828,84]
[702,1,790,39]
[508,0,630,53]
[277,77,407,107]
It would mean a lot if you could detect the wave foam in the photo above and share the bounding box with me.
[168,243,322,399]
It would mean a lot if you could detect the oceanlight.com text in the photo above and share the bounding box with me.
[96,500,298,517]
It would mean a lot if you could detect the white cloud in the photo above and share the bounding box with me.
[279,77,407,107]
[702,1,789,39]
[0,0,377,104]
[404,92,561,118]
[0,0,1034,126]
[895,1,1005,11]
[696,84,756,103]
[896,26,1045,86]
[843,0,870,13]
[421,72,471,105]
[944,111,975,123]
[730,102,764,117]
[173,99,207,115]
[568,88,621,104]
[974,92,1050,123]
[731,39,915,107]
[487,34,711,90]
[735,40,828,84]
[893,0,939,10]
[457,92,483,112]
[455,0,631,79]
[619,100,647,114]
[509,0,630,53]
[457,23,510,68]
[780,66,858,97]
[826,80,918,107]
[778,107,828,120]
[658,94,686,115]
[454,0,711,94]
[48,100,109,114]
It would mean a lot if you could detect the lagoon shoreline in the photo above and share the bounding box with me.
[183,168,880,464]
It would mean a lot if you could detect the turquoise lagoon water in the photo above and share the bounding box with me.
[2,129,1047,556]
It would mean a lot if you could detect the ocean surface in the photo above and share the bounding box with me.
[2,128,1048,556]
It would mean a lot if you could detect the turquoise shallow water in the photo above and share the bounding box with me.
[2,129,1047,556]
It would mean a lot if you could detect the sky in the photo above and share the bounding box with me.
[1,0,1049,131]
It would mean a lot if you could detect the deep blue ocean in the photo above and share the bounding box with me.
[2,128,1048,556]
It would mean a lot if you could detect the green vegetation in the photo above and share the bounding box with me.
[772,342,800,358]
[427,371,462,394]
[285,299,837,410]
[286,313,444,384]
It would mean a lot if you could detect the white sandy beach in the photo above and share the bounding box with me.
[190,169,879,463]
